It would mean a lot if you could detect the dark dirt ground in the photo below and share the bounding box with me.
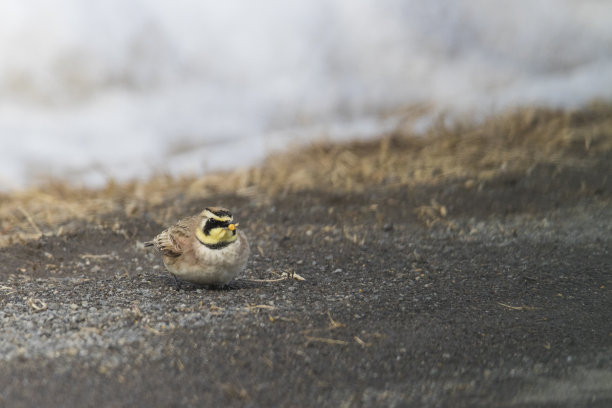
[1,108,611,407]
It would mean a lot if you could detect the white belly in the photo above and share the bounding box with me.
[164,232,249,285]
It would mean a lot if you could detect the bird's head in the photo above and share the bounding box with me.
[195,207,239,249]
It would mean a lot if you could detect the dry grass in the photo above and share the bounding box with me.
[1,102,611,247]
[248,101,612,192]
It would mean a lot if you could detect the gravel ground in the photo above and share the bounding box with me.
[1,153,611,407]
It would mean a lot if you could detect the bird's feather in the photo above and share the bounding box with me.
[151,216,196,257]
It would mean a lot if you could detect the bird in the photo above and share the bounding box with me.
[144,207,250,286]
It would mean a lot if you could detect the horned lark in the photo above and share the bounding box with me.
[145,207,250,286]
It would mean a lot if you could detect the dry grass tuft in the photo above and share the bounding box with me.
[246,101,612,193]
[1,102,611,247]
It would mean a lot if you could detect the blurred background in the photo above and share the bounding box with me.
[1,0,611,190]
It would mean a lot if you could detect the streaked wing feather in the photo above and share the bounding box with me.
[153,216,196,257]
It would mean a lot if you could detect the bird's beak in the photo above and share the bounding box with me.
[228,223,238,231]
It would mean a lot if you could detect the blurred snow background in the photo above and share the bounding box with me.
[1,0,611,189]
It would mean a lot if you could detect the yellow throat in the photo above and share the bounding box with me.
[195,225,237,247]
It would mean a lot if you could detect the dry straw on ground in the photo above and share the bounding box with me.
[1,102,611,247]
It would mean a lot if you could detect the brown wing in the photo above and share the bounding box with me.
[150,216,197,257]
